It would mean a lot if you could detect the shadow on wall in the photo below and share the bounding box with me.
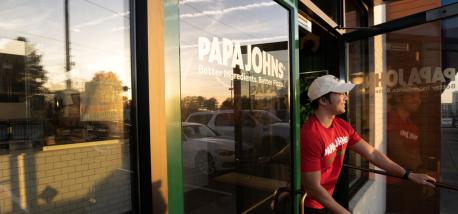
[3,166,131,213]
[1,146,168,214]
[152,180,167,214]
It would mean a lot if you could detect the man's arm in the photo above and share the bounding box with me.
[302,171,350,214]
[349,139,436,187]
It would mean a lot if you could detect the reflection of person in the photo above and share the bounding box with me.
[44,102,56,145]
[300,75,435,214]
[386,88,435,214]
[387,88,423,172]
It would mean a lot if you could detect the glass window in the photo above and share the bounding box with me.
[345,0,370,198]
[345,0,370,199]
[347,38,370,197]
[187,113,213,125]
[183,124,217,139]
[179,0,291,213]
[249,110,282,124]
[0,0,133,213]
[348,16,458,214]
[215,113,234,126]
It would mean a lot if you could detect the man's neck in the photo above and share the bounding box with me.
[314,109,335,128]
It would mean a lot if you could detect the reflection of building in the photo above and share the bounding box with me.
[54,88,80,128]
[0,39,26,103]
[442,103,454,117]
[0,2,134,214]
[453,91,458,116]
[0,39,41,146]
[0,39,26,102]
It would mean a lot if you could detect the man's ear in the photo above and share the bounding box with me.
[318,97,329,106]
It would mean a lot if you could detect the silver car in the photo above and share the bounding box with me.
[182,122,252,175]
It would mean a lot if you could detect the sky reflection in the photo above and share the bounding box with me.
[0,0,131,95]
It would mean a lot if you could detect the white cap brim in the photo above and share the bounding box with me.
[331,82,355,93]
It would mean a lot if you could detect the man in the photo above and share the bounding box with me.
[301,75,435,214]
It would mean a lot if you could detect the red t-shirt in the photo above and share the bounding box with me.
[300,115,362,209]
[386,111,421,183]
[387,111,419,148]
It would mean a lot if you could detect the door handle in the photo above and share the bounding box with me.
[300,192,308,214]
[241,187,290,214]
[271,187,291,214]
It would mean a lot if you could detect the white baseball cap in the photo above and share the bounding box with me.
[307,75,355,101]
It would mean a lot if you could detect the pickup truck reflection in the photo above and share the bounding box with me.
[182,122,252,175]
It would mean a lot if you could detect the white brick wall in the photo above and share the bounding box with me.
[0,142,131,214]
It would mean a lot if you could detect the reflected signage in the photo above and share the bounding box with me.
[197,36,286,88]
[360,66,456,92]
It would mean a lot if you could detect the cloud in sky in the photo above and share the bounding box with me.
[180,1,276,18]
[72,11,129,30]
[180,0,211,3]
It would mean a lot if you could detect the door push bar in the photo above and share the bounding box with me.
[343,164,458,191]
[242,187,289,214]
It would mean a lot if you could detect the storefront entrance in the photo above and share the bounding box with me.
[296,1,458,213]
[177,1,296,213]
[161,1,458,213]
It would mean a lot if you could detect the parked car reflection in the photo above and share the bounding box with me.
[182,122,252,175]
[185,110,289,156]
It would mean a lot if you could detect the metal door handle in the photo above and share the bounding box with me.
[271,187,291,214]
[241,187,289,214]
[300,192,308,214]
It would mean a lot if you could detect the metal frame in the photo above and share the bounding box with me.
[343,2,458,42]
[162,0,302,213]
[278,2,302,213]
[299,0,346,34]
[130,0,152,213]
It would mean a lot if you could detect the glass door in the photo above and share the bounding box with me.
[344,3,458,213]
[177,0,295,213]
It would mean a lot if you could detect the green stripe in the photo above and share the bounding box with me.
[164,0,184,213]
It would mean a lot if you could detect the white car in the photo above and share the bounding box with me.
[182,122,252,175]
[185,110,290,156]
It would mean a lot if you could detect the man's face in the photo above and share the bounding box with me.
[322,92,348,115]
[401,92,422,113]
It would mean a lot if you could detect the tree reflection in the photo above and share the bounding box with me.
[18,37,49,95]
[181,96,219,119]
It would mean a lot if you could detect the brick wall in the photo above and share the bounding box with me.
[0,141,131,214]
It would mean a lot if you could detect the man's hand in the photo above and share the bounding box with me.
[408,173,436,188]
